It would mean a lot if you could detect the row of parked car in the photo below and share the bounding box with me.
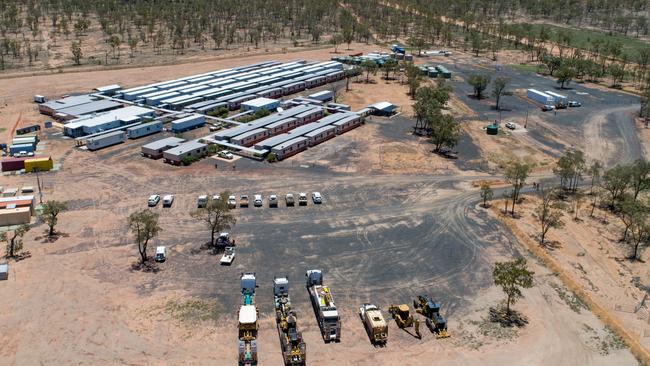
[219,192,322,208]
[147,192,324,208]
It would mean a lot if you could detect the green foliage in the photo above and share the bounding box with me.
[556,65,575,88]
[3,224,30,258]
[190,192,236,247]
[267,152,278,162]
[70,39,82,65]
[468,74,491,99]
[480,181,494,208]
[536,187,565,244]
[493,259,534,314]
[504,159,533,215]
[553,148,586,191]
[413,84,458,152]
[491,77,509,110]
[405,63,422,98]
[128,209,162,264]
[39,200,68,236]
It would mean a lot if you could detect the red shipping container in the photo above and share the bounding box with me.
[1,155,46,172]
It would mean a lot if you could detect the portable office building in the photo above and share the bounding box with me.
[227,94,256,110]
[241,98,280,112]
[333,114,363,134]
[163,141,208,165]
[12,136,38,147]
[195,102,228,114]
[231,128,270,147]
[127,121,163,139]
[171,115,205,133]
[304,125,337,146]
[0,207,31,226]
[9,144,35,155]
[271,136,308,160]
[265,117,298,136]
[282,81,306,95]
[141,137,185,159]
[527,89,554,105]
[163,95,205,111]
[86,131,126,151]
[308,90,334,102]
[294,107,324,125]
[147,92,181,106]
[24,157,54,172]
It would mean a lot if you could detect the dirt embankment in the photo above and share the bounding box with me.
[490,195,650,365]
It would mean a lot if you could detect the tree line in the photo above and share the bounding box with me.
[482,150,650,261]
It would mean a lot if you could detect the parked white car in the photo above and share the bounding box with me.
[228,195,237,208]
[505,122,516,130]
[148,194,161,207]
[269,194,278,207]
[299,192,308,206]
[162,195,174,207]
[219,150,234,160]
[312,192,322,204]
[254,194,263,207]
[220,246,235,265]
[197,195,208,208]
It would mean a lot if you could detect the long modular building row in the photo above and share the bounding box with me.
[115,60,345,112]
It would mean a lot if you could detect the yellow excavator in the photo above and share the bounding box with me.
[388,304,414,328]
[413,295,449,338]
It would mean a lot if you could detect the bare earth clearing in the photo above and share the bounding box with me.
[0,46,643,365]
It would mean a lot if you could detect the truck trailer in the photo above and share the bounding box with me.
[274,277,307,365]
[526,89,554,105]
[306,269,341,342]
[239,273,259,366]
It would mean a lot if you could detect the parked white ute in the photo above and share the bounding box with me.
[228,195,237,208]
[312,192,322,204]
[162,195,174,207]
[155,246,166,262]
[220,246,235,265]
[148,194,161,207]
[197,195,208,208]
[254,194,263,207]
[269,194,278,207]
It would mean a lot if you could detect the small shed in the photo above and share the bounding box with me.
[369,102,397,116]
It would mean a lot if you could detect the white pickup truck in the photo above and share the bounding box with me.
[220,246,235,265]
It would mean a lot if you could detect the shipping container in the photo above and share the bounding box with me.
[527,89,554,105]
[16,124,41,135]
[171,114,205,133]
[9,144,35,155]
[24,157,54,172]
[11,136,38,147]
[86,131,126,151]
[127,121,163,139]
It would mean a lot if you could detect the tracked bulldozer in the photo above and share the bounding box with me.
[413,295,449,338]
[388,304,414,328]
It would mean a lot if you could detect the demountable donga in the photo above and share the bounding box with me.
[127,121,163,139]
[171,115,205,133]
[86,131,126,151]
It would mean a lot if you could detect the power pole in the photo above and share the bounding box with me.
[35,168,43,204]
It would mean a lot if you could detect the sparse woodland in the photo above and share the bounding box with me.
[1,0,650,74]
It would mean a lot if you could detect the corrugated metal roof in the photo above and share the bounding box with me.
[142,137,186,150]
[272,136,307,150]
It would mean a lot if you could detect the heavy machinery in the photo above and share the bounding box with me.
[238,273,258,366]
[413,295,449,338]
[306,269,341,342]
[359,303,388,345]
[388,304,414,328]
[273,276,307,366]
